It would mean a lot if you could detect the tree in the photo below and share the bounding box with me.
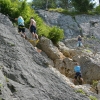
[0,0,11,14]
[59,0,69,9]
[71,0,95,12]
[32,0,57,9]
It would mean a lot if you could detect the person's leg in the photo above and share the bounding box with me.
[77,41,79,47]
[79,41,81,47]
[74,78,77,84]
[79,73,83,84]
[32,32,35,39]
[18,26,22,35]
[35,34,38,39]
[80,77,83,82]
[30,26,36,39]
[33,27,38,39]
[22,27,26,38]
[74,74,77,85]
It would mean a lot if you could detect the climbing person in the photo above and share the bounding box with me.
[77,35,83,47]
[73,62,83,85]
[29,17,38,40]
[15,16,26,38]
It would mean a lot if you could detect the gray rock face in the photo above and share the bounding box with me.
[0,13,89,100]
[37,10,100,40]
[37,10,80,39]
[79,56,100,83]
[39,37,65,60]
[75,14,100,38]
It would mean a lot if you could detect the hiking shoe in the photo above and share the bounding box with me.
[21,34,23,37]
[25,36,27,39]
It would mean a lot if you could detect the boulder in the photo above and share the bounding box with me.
[39,37,65,60]
[97,80,100,94]
[79,56,100,83]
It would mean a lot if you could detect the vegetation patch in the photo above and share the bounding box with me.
[75,88,85,95]
[83,48,92,53]
[0,0,64,44]
[5,76,9,82]
[89,95,97,100]
[0,83,2,88]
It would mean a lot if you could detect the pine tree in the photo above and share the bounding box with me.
[72,0,95,12]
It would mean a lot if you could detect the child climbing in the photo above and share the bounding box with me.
[77,35,83,47]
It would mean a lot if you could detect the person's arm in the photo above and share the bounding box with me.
[29,19,32,30]
[33,19,36,27]
[15,18,18,20]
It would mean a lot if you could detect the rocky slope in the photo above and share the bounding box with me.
[37,9,100,40]
[37,10,100,83]
[0,13,92,100]
[37,10,100,99]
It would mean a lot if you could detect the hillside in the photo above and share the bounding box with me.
[0,13,92,100]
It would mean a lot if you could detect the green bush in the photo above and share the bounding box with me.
[95,5,100,14]
[75,89,85,94]
[49,8,65,12]
[0,83,2,88]
[89,96,97,100]
[0,0,64,43]
[0,0,11,15]
[92,80,98,88]
[71,0,95,13]
[37,25,50,37]
[48,26,64,44]
[49,8,77,16]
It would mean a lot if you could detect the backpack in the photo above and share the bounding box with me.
[18,17,24,26]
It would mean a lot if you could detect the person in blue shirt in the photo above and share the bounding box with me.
[74,62,83,85]
[15,16,26,38]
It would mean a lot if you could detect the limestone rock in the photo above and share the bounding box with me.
[0,13,90,100]
[79,56,100,83]
[97,80,100,94]
[39,37,65,60]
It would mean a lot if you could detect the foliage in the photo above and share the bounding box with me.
[59,0,69,9]
[49,8,65,12]
[0,0,11,15]
[0,0,64,43]
[89,95,97,100]
[48,26,64,44]
[18,0,34,26]
[0,83,2,88]
[32,0,70,9]
[75,88,85,94]
[71,0,95,13]
[49,8,76,15]
[32,0,57,9]
[92,80,98,88]
[84,49,92,53]
[5,76,9,82]
[94,5,100,14]
[87,10,95,15]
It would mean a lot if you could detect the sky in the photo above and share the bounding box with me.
[27,0,32,2]
[93,0,99,6]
